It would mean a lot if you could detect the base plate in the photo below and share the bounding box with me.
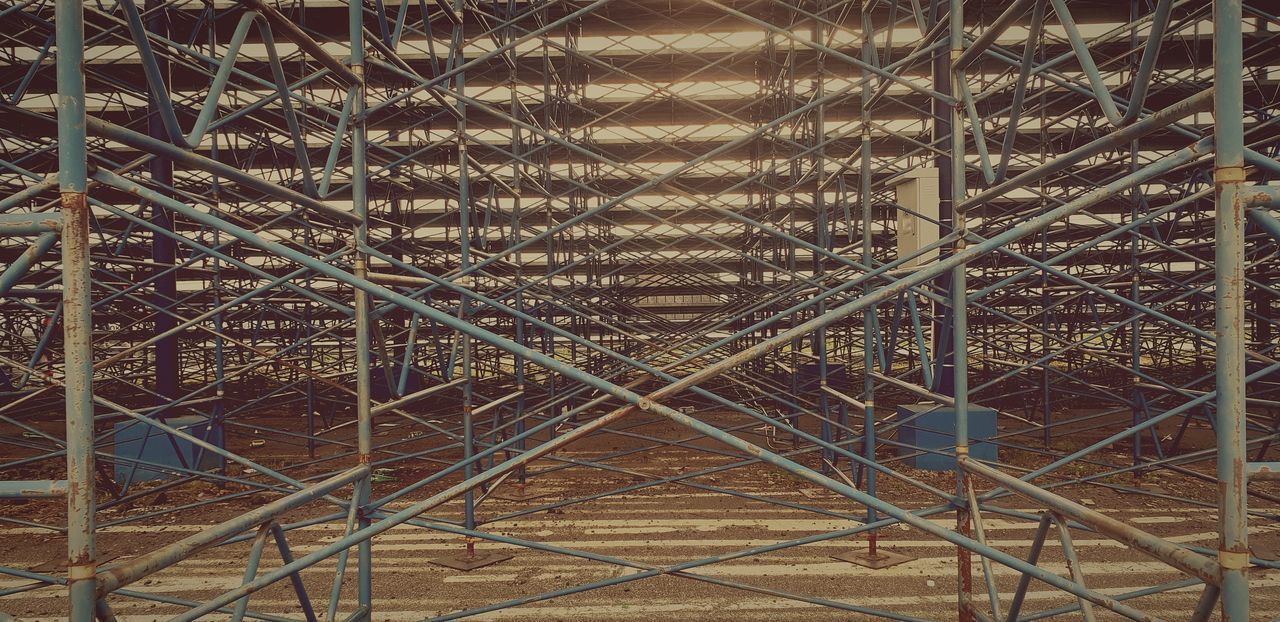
[1129,483,1169,495]
[832,549,915,569]
[429,551,514,571]
[490,487,551,502]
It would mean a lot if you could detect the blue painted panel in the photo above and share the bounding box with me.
[896,404,997,471]
[113,415,224,485]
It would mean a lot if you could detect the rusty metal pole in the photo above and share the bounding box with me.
[56,0,97,617]
[1213,0,1249,619]
[860,4,878,557]
[350,0,373,616]
[949,0,972,619]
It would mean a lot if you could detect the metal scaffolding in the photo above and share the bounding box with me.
[0,0,1278,619]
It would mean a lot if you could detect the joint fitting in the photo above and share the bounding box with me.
[67,563,97,581]
[1219,549,1249,570]
[1215,166,1246,185]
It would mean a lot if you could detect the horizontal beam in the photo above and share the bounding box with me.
[83,116,360,225]
[0,480,67,498]
[1247,462,1280,481]
[95,465,369,594]
[959,456,1221,585]
[0,212,61,236]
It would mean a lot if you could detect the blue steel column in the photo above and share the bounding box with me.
[510,53,529,494]
[350,0,373,617]
[453,0,478,556]
[859,7,877,556]
[814,5,831,474]
[1213,0,1248,618]
[146,0,179,404]
[949,0,971,620]
[56,0,97,618]
[930,0,954,398]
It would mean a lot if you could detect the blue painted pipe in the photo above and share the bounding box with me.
[0,231,56,297]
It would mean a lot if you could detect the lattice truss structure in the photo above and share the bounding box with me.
[0,0,1278,619]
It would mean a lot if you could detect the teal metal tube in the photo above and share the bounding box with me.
[1120,0,1173,124]
[952,0,1036,69]
[1244,186,1280,208]
[230,525,272,622]
[0,177,57,212]
[361,52,940,301]
[995,0,1046,182]
[1049,0,1125,126]
[1214,0,1249,617]
[452,0,479,558]
[1249,208,1280,243]
[0,480,67,498]
[365,0,616,116]
[700,0,952,104]
[349,0,373,616]
[0,212,61,236]
[859,9,879,548]
[117,0,183,144]
[0,231,56,297]
[242,0,363,87]
[185,13,256,146]
[175,403,1168,622]
[1052,514,1098,622]
[95,466,369,594]
[949,3,973,619]
[55,0,95,617]
[971,187,1212,300]
[960,457,1219,583]
[1003,514,1051,622]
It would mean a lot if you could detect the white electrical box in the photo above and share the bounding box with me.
[888,168,940,267]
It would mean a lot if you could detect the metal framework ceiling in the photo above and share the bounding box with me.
[0,0,1279,619]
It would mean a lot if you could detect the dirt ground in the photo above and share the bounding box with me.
[2,406,1279,620]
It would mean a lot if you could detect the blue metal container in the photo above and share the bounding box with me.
[896,404,997,470]
[113,415,224,486]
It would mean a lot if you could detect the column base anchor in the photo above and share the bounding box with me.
[490,483,549,502]
[832,547,914,569]
[430,539,513,571]
[429,550,514,572]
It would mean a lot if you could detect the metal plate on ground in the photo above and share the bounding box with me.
[832,548,914,569]
[429,551,514,572]
[490,487,552,502]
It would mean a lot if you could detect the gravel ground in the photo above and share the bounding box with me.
[2,409,1278,620]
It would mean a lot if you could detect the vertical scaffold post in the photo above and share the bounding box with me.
[350,0,373,617]
[1214,0,1248,619]
[949,0,972,620]
[145,0,179,404]
[455,0,478,559]
[859,1,877,555]
[56,0,96,618]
